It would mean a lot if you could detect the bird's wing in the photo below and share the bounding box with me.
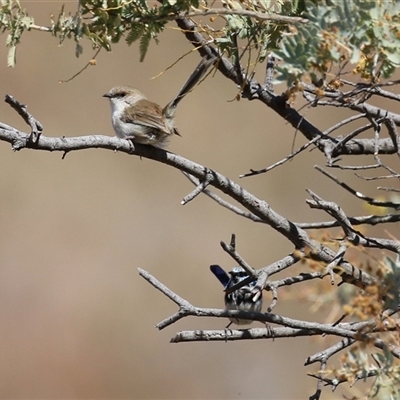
[121,99,172,135]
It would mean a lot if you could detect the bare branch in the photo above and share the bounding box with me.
[28,24,52,32]
[378,187,400,193]
[306,190,400,254]
[322,113,366,136]
[330,122,374,156]
[330,163,380,170]
[181,169,213,205]
[183,172,265,223]
[171,326,328,343]
[305,337,355,365]
[0,104,378,288]
[182,172,263,222]
[4,94,43,143]
[315,165,400,210]
[138,269,394,346]
[220,235,257,278]
[384,117,400,158]
[240,136,320,178]
[296,214,400,229]
[325,243,348,284]
[264,55,275,92]
[268,271,327,289]
[138,268,191,308]
[169,312,380,342]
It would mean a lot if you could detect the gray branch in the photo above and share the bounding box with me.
[0,117,377,289]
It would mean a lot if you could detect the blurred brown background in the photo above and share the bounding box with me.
[0,4,396,399]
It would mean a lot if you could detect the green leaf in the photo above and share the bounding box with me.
[227,15,244,31]
[21,16,33,29]
[386,51,400,66]
[5,33,11,46]
[75,43,83,57]
[350,47,361,64]
[126,24,144,45]
[7,44,15,67]
[139,32,150,62]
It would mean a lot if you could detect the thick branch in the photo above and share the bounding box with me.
[0,121,376,288]
[139,269,390,345]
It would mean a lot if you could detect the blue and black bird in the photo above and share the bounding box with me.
[210,265,263,327]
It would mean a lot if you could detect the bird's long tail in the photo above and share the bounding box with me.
[163,56,217,118]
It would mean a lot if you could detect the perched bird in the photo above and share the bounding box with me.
[103,56,216,148]
[210,265,263,327]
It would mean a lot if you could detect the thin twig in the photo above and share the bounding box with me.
[330,122,375,155]
[240,136,320,178]
[315,165,400,210]
[322,113,366,136]
[296,213,400,229]
[306,189,400,254]
[182,172,264,222]
[378,187,400,193]
[59,48,102,83]
[330,163,380,170]
[306,338,356,365]
[220,234,257,278]
[181,169,213,205]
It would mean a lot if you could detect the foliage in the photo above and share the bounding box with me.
[330,344,400,398]
[0,0,33,66]
[274,0,400,85]
[0,0,399,83]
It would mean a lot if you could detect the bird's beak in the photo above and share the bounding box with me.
[103,93,111,98]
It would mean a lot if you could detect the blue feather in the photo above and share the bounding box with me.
[210,264,230,287]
